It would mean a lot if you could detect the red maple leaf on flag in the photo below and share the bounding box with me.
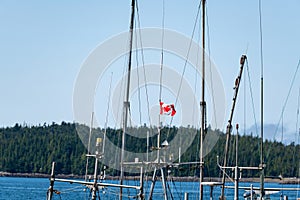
[160,101,176,116]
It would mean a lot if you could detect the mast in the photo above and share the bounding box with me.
[258,0,265,198]
[259,63,265,200]
[199,0,206,199]
[220,55,246,199]
[120,0,135,199]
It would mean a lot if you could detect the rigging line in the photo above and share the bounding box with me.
[273,60,300,141]
[160,0,174,140]
[189,19,201,177]
[134,19,142,125]
[103,72,113,152]
[136,0,152,128]
[244,44,249,136]
[246,60,259,136]
[205,2,217,130]
[192,14,201,127]
[174,1,201,107]
[113,45,130,171]
[135,1,152,127]
[159,0,165,102]
[136,1,152,128]
[97,190,101,200]
[166,178,178,200]
[114,37,130,129]
[165,180,175,200]
[167,0,202,128]
[244,60,247,135]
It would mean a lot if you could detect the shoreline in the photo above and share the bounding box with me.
[1,172,299,184]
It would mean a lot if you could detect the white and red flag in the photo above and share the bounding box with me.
[160,101,176,116]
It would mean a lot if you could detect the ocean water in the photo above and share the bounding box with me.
[0,177,299,200]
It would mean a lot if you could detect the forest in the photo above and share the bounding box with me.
[0,122,299,179]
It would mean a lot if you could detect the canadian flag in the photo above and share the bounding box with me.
[160,101,176,116]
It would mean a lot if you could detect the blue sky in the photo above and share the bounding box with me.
[0,1,300,144]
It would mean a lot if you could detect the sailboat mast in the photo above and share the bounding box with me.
[259,67,265,199]
[258,0,265,198]
[220,55,246,199]
[199,0,206,199]
[120,0,135,199]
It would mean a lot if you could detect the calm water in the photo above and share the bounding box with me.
[0,177,299,200]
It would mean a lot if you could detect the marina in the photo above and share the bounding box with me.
[0,0,299,199]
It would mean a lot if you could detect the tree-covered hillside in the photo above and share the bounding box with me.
[0,122,299,178]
